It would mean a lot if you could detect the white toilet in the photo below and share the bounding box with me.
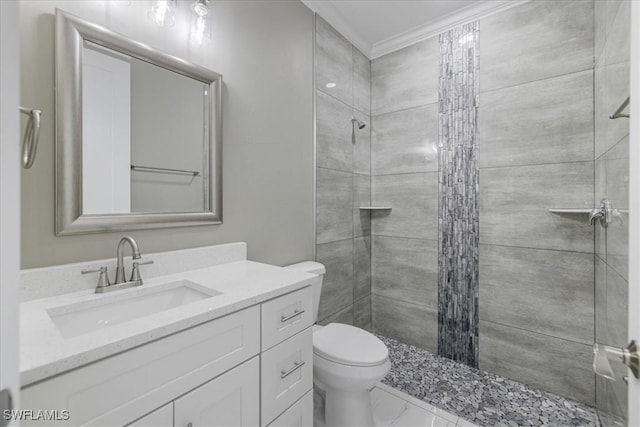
[286,261,391,427]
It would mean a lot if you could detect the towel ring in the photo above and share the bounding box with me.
[19,107,42,169]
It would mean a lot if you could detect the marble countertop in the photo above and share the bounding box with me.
[20,260,315,387]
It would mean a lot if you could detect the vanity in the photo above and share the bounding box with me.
[20,243,315,426]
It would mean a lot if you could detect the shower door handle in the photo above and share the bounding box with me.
[593,340,639,380]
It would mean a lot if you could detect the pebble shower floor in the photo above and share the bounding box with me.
[377,335,601,427]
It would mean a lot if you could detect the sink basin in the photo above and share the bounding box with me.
[48,280,221,338]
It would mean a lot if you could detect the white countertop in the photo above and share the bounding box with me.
[20,260,315,387]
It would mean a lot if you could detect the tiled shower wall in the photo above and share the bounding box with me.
[594,0,630,424]
[369,0,597,405]
[476,1,595,405]
[370,36,440,352]
[315,16,372,328]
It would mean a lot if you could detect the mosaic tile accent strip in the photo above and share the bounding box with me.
[437,21,480,367]
[377,334,599,427]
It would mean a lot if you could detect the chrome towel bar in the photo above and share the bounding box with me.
[19,107,42,169]
[130,165,200,176]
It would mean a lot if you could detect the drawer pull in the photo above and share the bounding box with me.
[280,361,305,379]
[281,309,305,323]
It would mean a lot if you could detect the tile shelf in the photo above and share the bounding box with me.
[359,206,392,211]
[549,208,629,214]
[548,208,592,214]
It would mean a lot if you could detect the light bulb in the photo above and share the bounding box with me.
[150,0,176,27]
[193,0,209,17]
[191,15,207,44]
[190,0,211,44]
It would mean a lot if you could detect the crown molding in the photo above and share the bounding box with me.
[370,0,529,59]
[301,0,373,57]
[302,0,531,60]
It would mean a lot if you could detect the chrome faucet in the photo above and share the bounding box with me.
[115,236,142,284]
[81,236,153,293]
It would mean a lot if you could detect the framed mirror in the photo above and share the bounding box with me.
[55,9,222,235]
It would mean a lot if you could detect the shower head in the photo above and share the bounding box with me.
[351,118,366,130]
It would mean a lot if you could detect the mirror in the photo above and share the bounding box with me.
[55,9,222,235]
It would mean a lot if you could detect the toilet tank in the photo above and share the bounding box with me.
[284,261,326,323]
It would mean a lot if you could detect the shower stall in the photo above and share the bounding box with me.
[314,0,630,425]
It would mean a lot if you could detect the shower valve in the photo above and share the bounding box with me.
[589,199,613,227]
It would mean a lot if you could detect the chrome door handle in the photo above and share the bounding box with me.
[281,361,305,379]
[593,340,639,380]
[281,309,305,323]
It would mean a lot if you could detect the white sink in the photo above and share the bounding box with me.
[47,280,221,338]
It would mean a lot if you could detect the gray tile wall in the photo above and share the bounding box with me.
[594,0,629,423]
[315,16,372,329]
[477,0,596,405]
[370,34,440,353]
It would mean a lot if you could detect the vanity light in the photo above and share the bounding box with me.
[150,0,176,27]
[191,0,211,44]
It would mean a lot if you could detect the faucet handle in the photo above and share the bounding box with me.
[130,259,154,284]
[82,266,111,290]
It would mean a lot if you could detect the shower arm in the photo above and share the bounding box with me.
[351,118,365,144]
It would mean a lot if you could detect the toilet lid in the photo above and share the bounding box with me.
[313,323,388,367]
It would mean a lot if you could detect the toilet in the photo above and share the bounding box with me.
[286,261,391,427]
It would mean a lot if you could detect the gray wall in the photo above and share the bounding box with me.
[370,37,440,352]
[314,16,372,328]
[19,0,314,268]
[477,0,595,405]
[368,0,597,405]
[594,0,630,423]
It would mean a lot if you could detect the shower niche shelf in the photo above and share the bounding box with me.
[548,208,592,214]
[359,206,392,211]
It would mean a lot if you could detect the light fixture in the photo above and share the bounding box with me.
[150,0,176,27]
[325,82,337,88]
[190,0,211,44]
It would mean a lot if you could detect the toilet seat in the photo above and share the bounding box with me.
[313,323,388,367]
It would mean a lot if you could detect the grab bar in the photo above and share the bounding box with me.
[19,107,42,169]
[130,165,200,176]
[609,96,630,119]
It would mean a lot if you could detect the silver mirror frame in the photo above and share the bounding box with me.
[55,9,222,235]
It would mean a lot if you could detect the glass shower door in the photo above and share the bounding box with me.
[594,0,630,425]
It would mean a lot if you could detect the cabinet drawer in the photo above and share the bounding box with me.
[174,357,259,427]
[261,287,312,351]
[260,328,313,426]
[21,306,260,426]
[267,391,313,427]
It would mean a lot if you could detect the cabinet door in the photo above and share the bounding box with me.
[174,357,259,427]
[127,403,173,427]
[267,391,312,427]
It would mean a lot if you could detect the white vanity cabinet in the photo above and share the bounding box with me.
[21,286,314,427]
[174,357,260,427]
[127,403,173,427]
[260,287,314,426]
